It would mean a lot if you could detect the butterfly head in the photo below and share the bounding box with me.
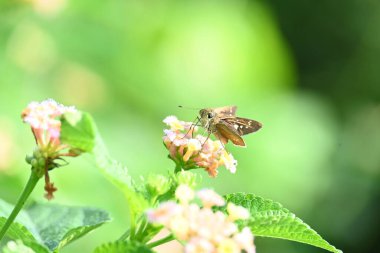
[199,108,216,128]
[199,108,215,119]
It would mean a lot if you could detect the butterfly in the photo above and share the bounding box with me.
[198,106,262,147]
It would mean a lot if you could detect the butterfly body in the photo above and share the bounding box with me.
[198,106,262,147]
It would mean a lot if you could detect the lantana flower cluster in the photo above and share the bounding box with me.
[22,99,76,148]
[22,99,78,199]
[147,185,255,253]
[163,116,237,177]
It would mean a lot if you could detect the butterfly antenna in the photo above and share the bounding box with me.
[178,105,201,110]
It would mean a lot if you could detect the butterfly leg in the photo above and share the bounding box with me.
[183,116,200,138]
[191,117,202,138]
[214,135,229,153]
[200,131,212,152]
[199,120,211,137]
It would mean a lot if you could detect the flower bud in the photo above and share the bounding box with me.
[30,158,38,168]
[146,174,171,196]
[175,184,194,204]
[41,151,49,158]
[68,148,83,157]
[25,155,33,164]
[37,157,46,167]
[176,171,199,188]
[33,149,42,159]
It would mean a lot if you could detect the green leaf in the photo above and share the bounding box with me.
[93,137,149,219]
[1,240,49,253]
[61,110,149,219]
[93,240,154,253]
[0,217,37,245]
[27,202,111,251]
[2,240,35,253]
[139,223,163,244]
[0,200,48,253]
[0,199,110,252]
[0,218,46,253]
[223,193,342,253]
[60,111,96,152]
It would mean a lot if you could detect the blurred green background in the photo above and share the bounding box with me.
[0,0,379,252]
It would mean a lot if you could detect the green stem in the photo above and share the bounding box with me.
[129,212,136,240]
[118,228,130,241]
[134,218,148,240]
[147,234,175,248]
[0,171,40,241]
[119,214,146,241]
[174,163,182,173]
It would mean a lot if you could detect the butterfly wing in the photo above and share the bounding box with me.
[223,117,262,135]
[214,131,228,145]
[215,122,246,147]
[213,106,237,117]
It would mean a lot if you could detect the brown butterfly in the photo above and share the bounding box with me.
[198,106,262,147]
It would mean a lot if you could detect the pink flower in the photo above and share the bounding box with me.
[216,238,240,253]
[146,201,183,226]
[227,203,250,221]
[219,153,237,174]
[163,115,189,131]
[175,184,195,204]
[185,237,215,253]
[162,116,238,176]
[234,227,256,253]
[147,186,255,253]
[197,189,225,208]
[183,139,202,162]
[169,215,191,241]
[22,98,76,148]
[22,99,79,200]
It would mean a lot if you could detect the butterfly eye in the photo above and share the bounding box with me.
[207,113,213,119]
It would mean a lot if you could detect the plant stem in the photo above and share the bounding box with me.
[0,171,40,241]
[174,164,182,173]
[118,228,130,241]
[147,234,175,248]
[134,218,148,240]
[129,212,136,240]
